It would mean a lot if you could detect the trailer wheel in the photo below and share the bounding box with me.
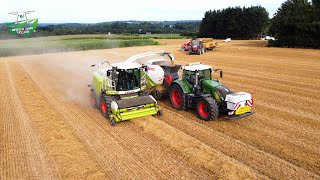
[90,90,97,108]
[197,97,219,120]
[170,84,186,110]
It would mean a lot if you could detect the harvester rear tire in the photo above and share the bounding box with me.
[90,90,97,108]
[151,90,163,100]
[170,84,186,110]
[196,97,219,121]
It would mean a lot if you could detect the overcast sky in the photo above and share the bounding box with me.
[1,0,286,23]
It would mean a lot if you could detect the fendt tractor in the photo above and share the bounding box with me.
[169,62,254,120]
[89,61,162,126]
[125,51,181,100]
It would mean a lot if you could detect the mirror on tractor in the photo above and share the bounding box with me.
[107,71,111,76]
[220,71,223,78]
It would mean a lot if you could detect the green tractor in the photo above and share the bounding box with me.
[169,62,254,120]
[89,61,162,126]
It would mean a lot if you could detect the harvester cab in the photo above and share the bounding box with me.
[90,61,162,126]
[125,51,181,100]
[170,62,254,120]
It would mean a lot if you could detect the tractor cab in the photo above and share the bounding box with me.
[182,62,216,89]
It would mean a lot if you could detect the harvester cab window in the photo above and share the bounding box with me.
[117,69,140,91]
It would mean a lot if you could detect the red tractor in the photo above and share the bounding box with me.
[188,39,205,55]
[181,39,192,51]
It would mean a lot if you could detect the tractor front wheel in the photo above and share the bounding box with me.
[197,97,219,120]
[170,84,186,110]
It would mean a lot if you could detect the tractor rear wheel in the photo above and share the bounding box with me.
[170,84,186,110]
[90,90,97,108]
[197,97,219,120]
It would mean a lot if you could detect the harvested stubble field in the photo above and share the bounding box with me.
[0,39,320,179]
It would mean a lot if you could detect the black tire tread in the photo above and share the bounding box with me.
[170,84,187,110]
[197,96,219,121]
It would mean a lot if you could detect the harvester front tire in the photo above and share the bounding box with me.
[100,95,114,119]
[196,97,219,121]
[197,49,201,55]
[170,84,186,110]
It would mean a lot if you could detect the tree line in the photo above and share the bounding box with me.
[199,0,320,48]
[0,21,199,39]
[199,6,269,39]
[269,0,320,48]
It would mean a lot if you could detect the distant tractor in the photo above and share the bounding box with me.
[125,51,181,100]
[89,61,162,126]
[169,62,254,120]
[181,39,192,51]
[188,39,205,55]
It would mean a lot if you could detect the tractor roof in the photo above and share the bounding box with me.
[183,63,212,71]
[112,62,142,69]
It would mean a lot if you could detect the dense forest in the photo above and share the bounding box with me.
[198,6,269,39]
[269,0,320,48]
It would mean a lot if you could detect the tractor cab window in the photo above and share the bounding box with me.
[198,69,212,80]
[183,70,194,84]
[117,69,140,91]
